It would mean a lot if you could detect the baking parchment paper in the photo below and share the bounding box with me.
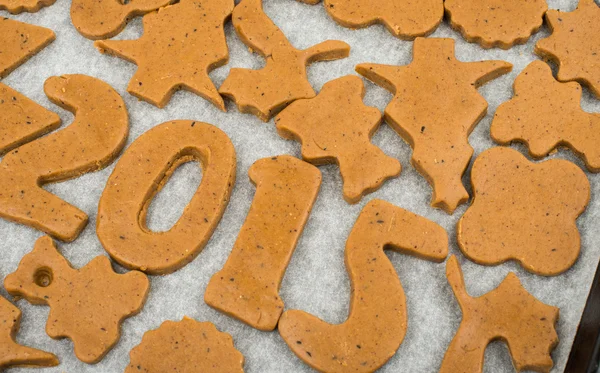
[1,0,599,371]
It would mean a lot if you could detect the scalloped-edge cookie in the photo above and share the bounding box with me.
[440,256,559,373]
[0,0,55,14]
[492,61,600,172]
[458,147,590,276]
[125,318,244,373]
[445,0,547,49]
[535,0,600,99]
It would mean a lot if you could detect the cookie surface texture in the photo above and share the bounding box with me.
[444,0,547,49]
[458,147,590,276]
[125,317,244,373]
[535,0,600,98]
[3,236,150,364]
[0,74,129,242]
[97,120,236,275]
[492,61,600,172]
[204,155,321,331]
[357,38,512,213]
[275,75,401,204]
[278,199,448,373]
[0,0,55,14]
[0,18,55,79]
[0,296,58,370]
[218,0,350,122]
[95,0,233,110]
[440,256,559,373]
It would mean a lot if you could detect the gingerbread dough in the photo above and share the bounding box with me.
[275,75,401,204]
[492,61,600,172]
[95,0,233,110]
[0,0,55,14]
[205,155,321,331]
[357,38,512,214]
[458,147,590,276]
[0,82,60,156]
[445,0,547,49]
[219,0,350,122]
[0,18,55,79]
[4,236,149,364]
[0,296,58,370]
[440,256,559,373]
[535,0,600,99]
[70,0,172,40]
[97,120,236,275]
[278,199,448,373]
[0,75,129,242]
[126,317,244,373]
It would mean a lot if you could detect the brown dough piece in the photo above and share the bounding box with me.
[444,0,547,49]
[0,82,60,156]
[4,236,150,364]
[219,0,350,122]
[0,75,129,242]
[356,38,512,214]
[0,295,58,370]
[458,147,590,276]
[0,18,55,79]
[95,0,233,110]
[97,120,236,275]
[278,199,448,373]
[125,317,244,373]
[70,0,173,40]
[535,0,600,99]
[0,0,55,14]
[275,76,401,204]
[492,61,600,172]
[440,255,559,373]
[204,155,321,331]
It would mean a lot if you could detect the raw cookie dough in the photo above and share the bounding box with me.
[219,0,350,122]
[492,61,600,172]
[4,236,150,364]
[125,317,244,373]
[458,147,590,276]
[0,74,129,242]
[0,82,60,156]
[0,0,55,14]
[275,75,401,204]
[97,120,236,275]
[0,18,55,79]
[0,295,58,370]
[205,155,321,331]
[535,0,600,99]
[444,0,547,49]
[278,199,448,373]
[95,0,233,110]
[70,0,173,40]
[357,37,512,214]
[440,256,559,373]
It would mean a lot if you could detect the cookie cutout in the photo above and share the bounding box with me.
[70,0,173,40]
[275,75,401,204]
[0,0,55,14]
[0,75,129,242]
[440,256,559,373]
[444,0,547,49]
[125,317,244,373]
[4,236,150,364]
[492,61,600,172]
[95,0,233,110]
[535,0,600,98]
[357,38,512,213]
[279,199,448,373]
[219,0,350,122]
[97,120,236,275]
[0,82,60,156]
[205,156,320,331]
[458,147,590,276]
[0,18,55,79]
[0,296,58,370]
